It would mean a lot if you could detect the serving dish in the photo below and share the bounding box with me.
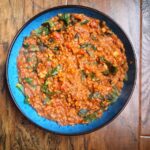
[6,5,136,135]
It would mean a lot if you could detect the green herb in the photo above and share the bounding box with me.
[41,84,56,98]
[23,43,29,49]
[58,13,70,25]
[81,70,87,80]
[49,21,55,28]
[106,87,120,103]
[41,84,49,94]
[102,70,110,76]
[33,61,38,72]
[89,92,104,100]
[23,77,33,84]
[35,26,50,35]
[43,97,51,105]
[90,72,96,80]
[42,20,55,29]
[35,27,43,35]
[80,19,89,25]
[78,109,88,117]
[99,56,105,63]
[100,101,109,111]
[71,15,79,24]
[80,43,97,51]
[84,112,97,122]
[16,83,24,93]
[80,43,89,49]
[26,66,32,69]
[30,45,40,52]
[16,83,30,104]
[93,61,98,65]
[26,57,31,62]
[45,79,49,86]
[50,65,61,76]
[108,65,118,75]
[24,95,29,104]
[91,45,97,50]
[124,74,128,81]
[99,101,106,109]
[42,26,50,35]
[53,46,59,51]
[99,56,118,75]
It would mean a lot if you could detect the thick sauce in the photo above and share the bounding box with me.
[17,13,128,125]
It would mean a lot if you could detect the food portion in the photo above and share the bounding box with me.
[17,13,128,125]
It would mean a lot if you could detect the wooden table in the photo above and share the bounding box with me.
[0,0,149,149]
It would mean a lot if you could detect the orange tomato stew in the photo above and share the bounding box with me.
[17,13,128,125]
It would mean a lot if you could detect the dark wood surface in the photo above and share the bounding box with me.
[140,137,150,150]
[0,0,149,149]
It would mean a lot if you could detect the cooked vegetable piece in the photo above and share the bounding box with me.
[84,112,97,122]
[50,65,61,76]
[124,73,128,81]
[99,56,105,63]
[49,21,55,28]
[41,84,55,97]
[81,70,87,80]
[23,43,29,49]
[80,19,89,25]
[26,57,31,62]
[30,45,40,52]
[89,92,104,100]
[53,46,59,51]
[24,95,29,104]
[43,97,51,105]
[58,13,70,25]
[86,50,93,57]
[102,70,110,76]
[99,56,118,75]
[35,26,50,35]
[42,20,55,30]
[71,15,80,24]
[78,109,88,117]
[23,77,33,84]
[106,87,120,103]
[16,83,24,93]
[91,45,97,50]
[90,72,96,80]
[33,61,38,72]
[80,43,89,49]
[80,43,97,51]
[100,100,110,110]
[108,65,118,75]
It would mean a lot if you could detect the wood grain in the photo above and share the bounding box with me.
[141,0,150,135]
[140,137,150,150]
[0,0,147,149]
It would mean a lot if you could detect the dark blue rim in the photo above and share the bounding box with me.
[6,5,137,136]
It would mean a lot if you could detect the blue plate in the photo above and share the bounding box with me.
[6,5,136,135]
